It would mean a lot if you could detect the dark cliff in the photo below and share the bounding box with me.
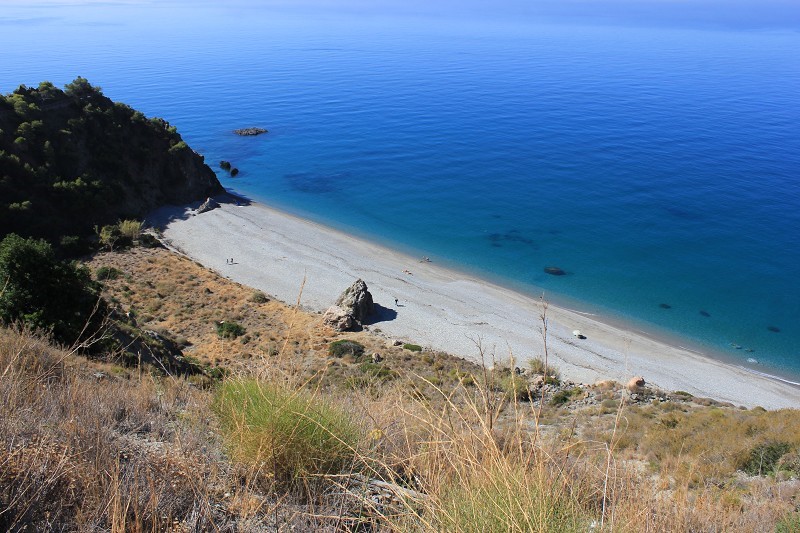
[0,78,223,244]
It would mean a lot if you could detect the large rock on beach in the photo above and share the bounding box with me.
[322,305,356,331]
[627,376,646,391]
[335,279,375,324]
[196,197,220,214]
[323,279,375,331]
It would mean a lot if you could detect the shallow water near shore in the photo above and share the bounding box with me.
[2,3,799,381]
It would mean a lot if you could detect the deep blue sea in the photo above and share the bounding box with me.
[2,3,799,380]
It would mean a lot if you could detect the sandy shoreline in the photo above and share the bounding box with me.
[149,195,800,410]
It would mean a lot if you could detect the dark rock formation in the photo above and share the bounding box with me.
[233,127,268,136]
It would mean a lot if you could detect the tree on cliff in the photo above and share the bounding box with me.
[0,233,101,345]
[0,78,223,251]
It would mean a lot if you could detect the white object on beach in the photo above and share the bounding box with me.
[572,330,582,338]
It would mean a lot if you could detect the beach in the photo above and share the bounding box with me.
[150,196,800,410]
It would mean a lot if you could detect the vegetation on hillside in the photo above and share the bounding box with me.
[0,233,102,345]
[2,244,799,531]
[0,78,222,250]
[0,79,223,356]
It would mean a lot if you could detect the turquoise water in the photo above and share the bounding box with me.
[2,3,799,379]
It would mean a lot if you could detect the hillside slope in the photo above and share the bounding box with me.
[0,78,222,244]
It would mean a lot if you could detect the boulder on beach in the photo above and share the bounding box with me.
[196,197,220,214]
[323,279,375,331]
[322,305,356,331]
[335,279,375,324]
[627,376,646,391]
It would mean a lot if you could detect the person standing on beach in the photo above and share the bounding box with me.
[394,298,399,306]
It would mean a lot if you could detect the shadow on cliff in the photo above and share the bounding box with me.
[364,303,398,325]
[145,191,252,228]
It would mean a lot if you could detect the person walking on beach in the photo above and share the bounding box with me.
[394,298,399,306]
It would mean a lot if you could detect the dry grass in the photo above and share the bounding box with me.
[2,246,800,531]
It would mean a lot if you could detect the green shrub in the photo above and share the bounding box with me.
[213,380,362,484]
[550,387,579,407]
[0,233,102,345]
[95,266,121,280]
[138,233,161,248]
[249,291,269,304]
[501,374,531,401]
[358,361,397,382]
[117,219,142,241]
[449,368,475,386]
[403,343,422,352]
[741,441,792,476]
[216,321,245,339]
[328,339,365,358]
[529,357,561,380]
[601,399,619,412]
[776,513,800,533]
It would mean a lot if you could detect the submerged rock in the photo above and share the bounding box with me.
[233,127,268,136]
[699,310,711,317]
[544,266,566,276]
[659,303,672,309]
[768,326,781,333]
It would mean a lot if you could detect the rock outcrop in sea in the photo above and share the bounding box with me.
[233,127,268,136]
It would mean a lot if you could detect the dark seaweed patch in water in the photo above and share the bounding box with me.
[544,266,566,276]
[767,326,781,333]
[663,206,704,221]
[699,310,711,317]
[487,229,537,248]
[659,303,672,309]
[285,172,351,193]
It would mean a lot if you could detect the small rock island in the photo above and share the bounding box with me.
[233,127,268,136]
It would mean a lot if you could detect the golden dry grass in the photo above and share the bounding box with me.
[2,246,799,531]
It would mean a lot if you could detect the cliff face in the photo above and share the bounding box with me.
[0,78,223,243]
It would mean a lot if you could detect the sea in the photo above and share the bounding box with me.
[1,2,799,382]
